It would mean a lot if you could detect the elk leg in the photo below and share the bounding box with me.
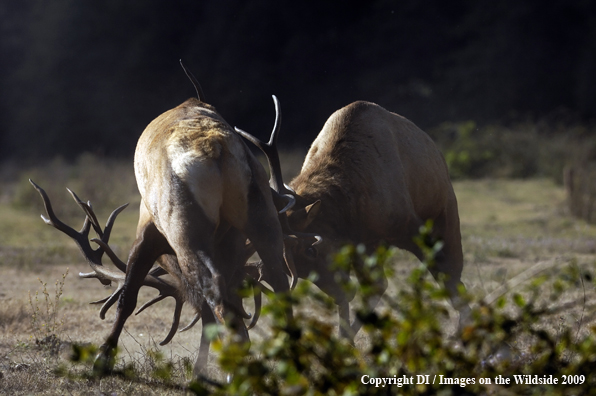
[248,239,292,324]
[166,198,250,377]
[172,244,246,379]
[431,207,471,330]
[311,267,354,340]
[338,301,352,340]
[242,187,292,306]
[94,221,166,374]
[350,251,388,337]
[429,259,470,331]
[194,301,215,377]
[348,279,388,337]
[430,266,471,331]
[214,228,254,324]
[394,215,471,331]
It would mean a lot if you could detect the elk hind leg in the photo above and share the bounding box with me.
[94,221,167,374]
[430,207,471,330]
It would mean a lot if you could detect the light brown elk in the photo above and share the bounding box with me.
[31,71,299,376]
[237,100,469,340]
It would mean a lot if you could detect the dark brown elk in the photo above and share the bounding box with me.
[237,100,469,340]
[31,74,298,376]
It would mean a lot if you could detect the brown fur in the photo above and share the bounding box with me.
[96,98,291,376]
[286,101,468,338]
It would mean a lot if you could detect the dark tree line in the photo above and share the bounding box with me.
[1,0,595,160]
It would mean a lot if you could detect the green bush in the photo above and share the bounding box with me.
[431,120,596,181]
[207,234,596,395]
[57,228,596,395]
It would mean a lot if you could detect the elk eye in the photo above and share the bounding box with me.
[305,246,318,259]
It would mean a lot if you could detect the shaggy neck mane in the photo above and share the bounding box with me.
[290,120,366,241]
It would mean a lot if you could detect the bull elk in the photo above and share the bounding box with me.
[31,65,302,376]
[237,100,470,340]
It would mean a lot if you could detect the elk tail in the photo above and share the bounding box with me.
[179,59,206,102]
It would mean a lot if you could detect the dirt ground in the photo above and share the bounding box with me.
[1,178,595,394]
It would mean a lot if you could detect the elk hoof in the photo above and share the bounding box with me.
[93,344,116,376]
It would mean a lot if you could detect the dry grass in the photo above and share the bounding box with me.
[1,155,596,393]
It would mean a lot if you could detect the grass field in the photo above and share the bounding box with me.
[0,157,595,394]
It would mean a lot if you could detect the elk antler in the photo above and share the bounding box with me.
[234,96,322,289]
[234,96,322,246]
[29,179,190,345]
[234,95,296,214]
[30,179,265,342]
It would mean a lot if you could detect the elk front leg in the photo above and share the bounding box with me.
[94,220,167,374]
[312,267,355,341]
[338,301,352,340]
[350,272,388,338]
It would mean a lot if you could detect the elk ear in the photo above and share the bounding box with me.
[304,200,321,227]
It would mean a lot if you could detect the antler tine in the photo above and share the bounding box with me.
[85,293,110,305]
[31,179,84,239]
[31,180,194,344]
[135,295,168,314]
[244,273,276,330]
[102,203,130,246]
[271,189,296,215]
[180,312,201,332]
[91,238,127,272]
[30,180,103,265]
[67,188,104,238]
[134,285,197,345]
[268,94,282,145]
[285,233,323,246]
[246,290,261,330]
[234,97,325,290]
[99,287,124,319]
[149,265,168,277]
[66,188,130,249]
[158,300,184,346]
[234,95,294,198]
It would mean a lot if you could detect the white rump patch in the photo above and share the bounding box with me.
[169,145,223,225]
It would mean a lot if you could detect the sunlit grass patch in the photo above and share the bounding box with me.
[2,153,596,393]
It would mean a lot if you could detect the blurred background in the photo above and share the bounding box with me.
[3,0,596,221]
[2,3,596,392]
[1,0,595,160]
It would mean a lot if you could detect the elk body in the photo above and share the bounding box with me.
[123,96,296,373]
[240,100,468,340]
[32,87,295,376]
